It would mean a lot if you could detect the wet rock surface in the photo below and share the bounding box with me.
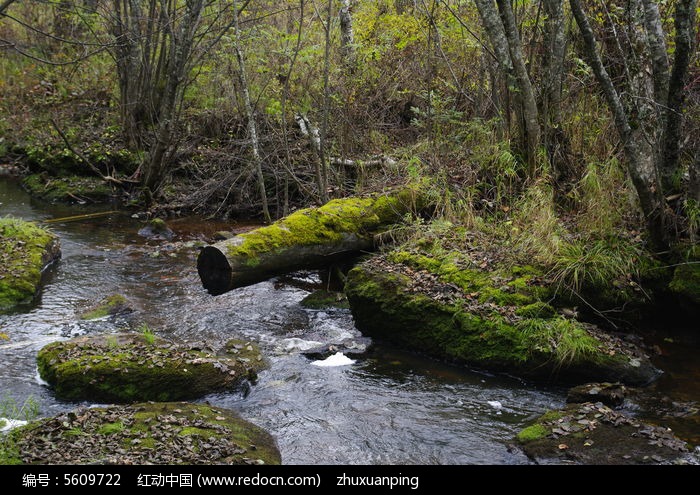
[567,382,628,408]
[80,294,133,320]
[1,402,280,465]
[138,218,174,240]
[37,333,266,402]
[517,402,690,464]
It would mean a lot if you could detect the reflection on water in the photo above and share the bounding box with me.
[1,178,697,463]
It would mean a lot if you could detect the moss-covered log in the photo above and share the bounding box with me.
[197,189,419,294]
[0,217,60,311]
[1,402,280,465]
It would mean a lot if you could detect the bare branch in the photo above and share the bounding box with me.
[0,0,17,16]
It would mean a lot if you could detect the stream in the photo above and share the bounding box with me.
[1,179,698,464]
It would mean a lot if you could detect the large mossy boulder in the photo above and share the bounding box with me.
[0,217,60,311]
[516,402,689,464]
[37,333,266,402]
[1,402,280,465]
[345,251,660,385]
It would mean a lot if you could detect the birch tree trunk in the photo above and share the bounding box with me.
[233,0,271,223]
[339,0,355,69]
[569,0,668,250]
[475,0,540,176]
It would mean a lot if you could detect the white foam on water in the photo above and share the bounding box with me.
[311,352,355,367]
[0,418,28,432]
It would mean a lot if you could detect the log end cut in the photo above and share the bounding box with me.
[198,245,233,295]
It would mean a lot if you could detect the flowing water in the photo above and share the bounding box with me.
[1,179,698,464]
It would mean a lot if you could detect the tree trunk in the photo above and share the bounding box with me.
[197,190,420,294]
[660,0,697,195]
[495,0,540,176]
[569,0,668,250]
[640,0,669,105]
[233,1,271,223]
[339,0,355,70]
[541,0,570,184]
[143,0,204,196]
[317,0,333,204]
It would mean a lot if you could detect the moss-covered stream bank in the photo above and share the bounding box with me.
[1,180,698,464]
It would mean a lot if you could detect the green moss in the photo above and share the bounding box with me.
[37,334,266,403]
[0,430,23,465]
[0,217,59,311]
[385,250,551,307]
[97,422,125,435]
[80,294,130,320]
[226,192,415,263]
[345,260,659,384]
[516,302,556,318]
[518,317,600,365]
[300,290,350,309]
[517,424,549,443]
[669,263,700,304]
[22,174,113,203]
[178,426,215,437]
[7,403,281,465]
[517,403,688,464]
[539,410,565,423]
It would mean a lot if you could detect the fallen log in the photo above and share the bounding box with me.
[197,189,419,294]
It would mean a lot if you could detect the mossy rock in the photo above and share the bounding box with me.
[566,382,627,408]
[516,402,688,464]
[22,174,113,203]
[300,290,350,309]
[345,256,660,385]
[138,218,174,240]
[669,262,700,307]
[0,217,61,311]
[0,402,280,465]
[37,333,266,402]
[80,294,133,320]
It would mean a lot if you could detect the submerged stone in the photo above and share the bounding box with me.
[138,218,174,240]
[0,217,61,311]
[37,333,266,402]
[0,402,280,465]
[80,294,133,320]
